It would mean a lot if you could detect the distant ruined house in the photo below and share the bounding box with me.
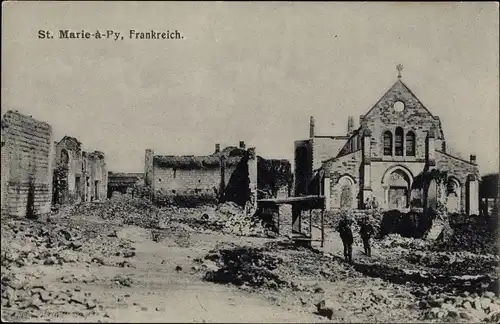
[144,141,258,208]
[294,71,480,214]
[144,141,292,209]
[53,136,107,204]
[107,172,144,198]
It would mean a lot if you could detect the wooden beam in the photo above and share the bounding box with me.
[321,209,324,248]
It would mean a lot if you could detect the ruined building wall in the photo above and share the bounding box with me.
[52,137,107,204]
[81,152,91,201]
[1,120,10,216]
[54,137,83,204]
[153,165,221,195]
[224,165,239,188]
[294,140,312,196]
[1,111,53,217]
[88,151,107,201]
[435,151,480,213]
[150,156,243,201]
[311,137,348,170]
[435,151,480,189]
[246,148,258,214]
[145,145,258,208]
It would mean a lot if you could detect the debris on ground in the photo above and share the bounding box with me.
[432,216,498,255]
[66,196,163,229]
[0,270,101,321]
[2,196,498,323]
[202,245,286,289]
[172,202,271,237]
[418,291,500,322]
[375,233,430,250]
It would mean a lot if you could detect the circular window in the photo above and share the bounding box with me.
[393,101,405,112]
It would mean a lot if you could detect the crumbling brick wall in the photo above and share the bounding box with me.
[294,140,312,196]
[146,152,236,206]
[1,120,10,216]
[1,111,53,217]
[87,151,107,201]
[223,155,249,206]
[154,165,221,196]
[53,136,84,204]
[145,146,258,208]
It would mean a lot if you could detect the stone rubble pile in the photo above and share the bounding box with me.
[215,202,270,237]
[0,267,104,322]
[281,251,357,283]
[433,219,498,255]
[71,198,269,238]
[405,250,499,274]
[179,202,270,237]
[1,273,99,315]
[1,218,136,269]
[66,197,163,229]
[1,220,86,268]
[420,291,500,322]
[0,215,140,321]
[202,245,287,289]
[375,233,430,250]
[313,284,417,321]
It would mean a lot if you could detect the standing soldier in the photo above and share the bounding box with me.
[337,211,354,262]
[359,215,374,257]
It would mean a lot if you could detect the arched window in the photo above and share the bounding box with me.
[406,131,416,156]
[395,127,404,156]
[383,131,393,156]
[60,149,69,165]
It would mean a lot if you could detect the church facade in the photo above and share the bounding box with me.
[294,72,480,214]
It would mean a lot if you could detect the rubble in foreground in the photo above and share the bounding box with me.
[2,197,499,323]
[0,214,139,322]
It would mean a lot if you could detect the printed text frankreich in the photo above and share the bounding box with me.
[38,29,184,40]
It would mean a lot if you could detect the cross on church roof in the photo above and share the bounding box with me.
[396,64,404,78]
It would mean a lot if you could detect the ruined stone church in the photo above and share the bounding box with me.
[294,70,480,214]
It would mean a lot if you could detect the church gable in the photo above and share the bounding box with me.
[360,79,444,141]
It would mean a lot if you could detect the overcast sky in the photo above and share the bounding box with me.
[2,2,499,175]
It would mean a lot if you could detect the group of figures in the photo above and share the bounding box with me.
[336,212,375,262]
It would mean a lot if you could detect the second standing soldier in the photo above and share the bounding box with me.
[359,215,374,257]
